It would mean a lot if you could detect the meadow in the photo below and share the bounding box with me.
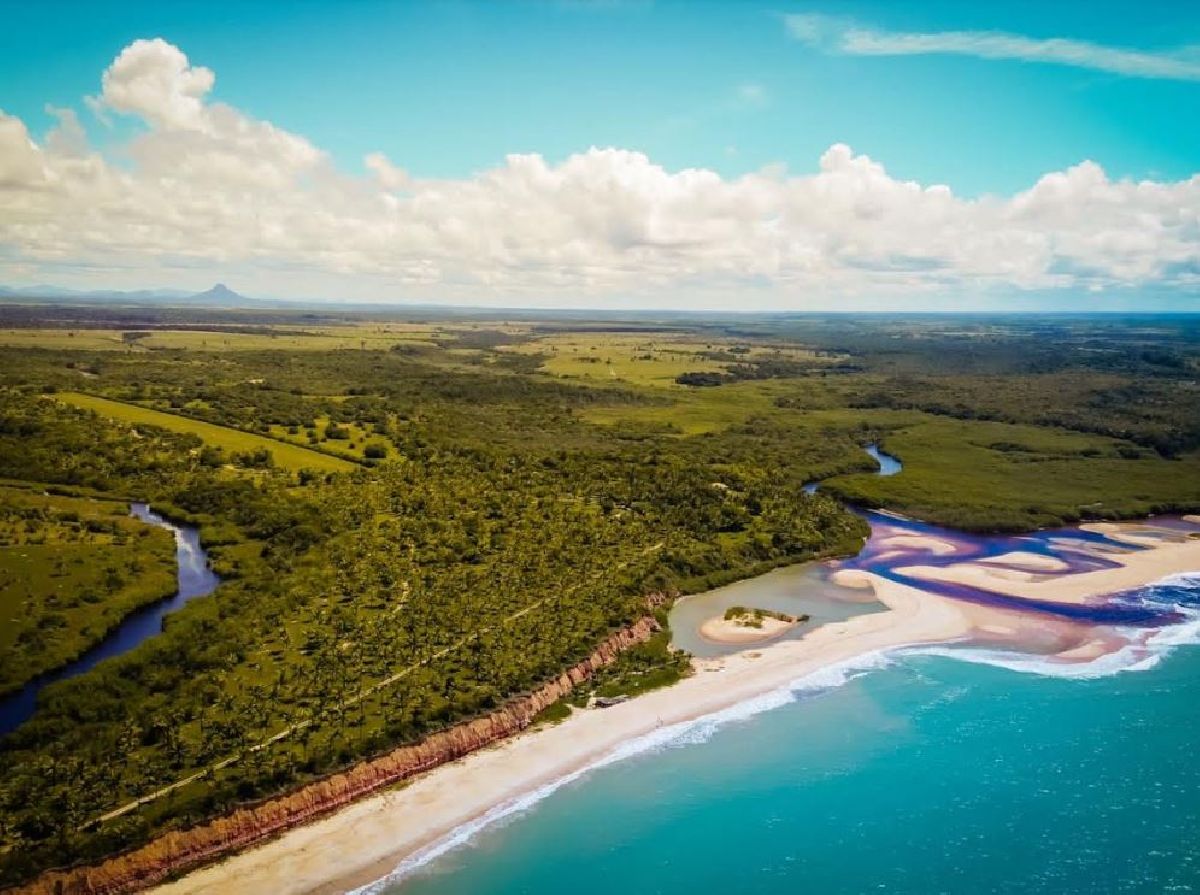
[0,323,443,353]
[55,392,355,473]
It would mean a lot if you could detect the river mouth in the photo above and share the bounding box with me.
[0,504,218,736]
[675,444,900,655]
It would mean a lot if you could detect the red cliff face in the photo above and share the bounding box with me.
[19,613,663,895]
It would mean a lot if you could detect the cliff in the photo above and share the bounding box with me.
[17,614,662,895]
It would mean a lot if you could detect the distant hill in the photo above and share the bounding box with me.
[190,283,248,305]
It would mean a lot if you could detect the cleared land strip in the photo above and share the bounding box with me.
[91,543,664,826]
[55,392,355,473]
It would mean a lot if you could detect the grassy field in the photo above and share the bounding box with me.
[0,487,177,693]
[581,380,784,434]
[506,332,840,389]
[509,332,726,387]
[55,393,356,473]
[0,325,442,353]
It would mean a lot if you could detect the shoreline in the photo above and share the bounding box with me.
[153,526,1200,895]
[156,575,972,895]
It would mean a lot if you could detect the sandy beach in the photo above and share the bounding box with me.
[155,525,1200,895]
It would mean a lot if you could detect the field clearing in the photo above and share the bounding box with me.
[143,326,441,352]
[0,326,441,352]
[506,332,843,389]
[55,393,355,473]
[0,329,134,350]
[583,380,794,434]
[508,332,724,387]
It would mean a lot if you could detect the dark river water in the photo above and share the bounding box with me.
[0,503,219,735]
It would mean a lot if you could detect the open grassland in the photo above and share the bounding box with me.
[55,392,355,473]
[138,325,440,352]
[582,379,793,434]
[0,487,177,693]
[0,324,450,353]
[509,332,727,386]
[0,329,136,351]
[506,331,842,389]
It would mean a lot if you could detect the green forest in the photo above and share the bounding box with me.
[1,309,1199,886]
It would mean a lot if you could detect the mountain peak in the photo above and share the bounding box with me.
[192,283,245,302]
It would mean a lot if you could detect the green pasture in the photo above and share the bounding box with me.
[55,392,355,473]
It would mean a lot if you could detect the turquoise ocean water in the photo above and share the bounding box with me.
[373,641,1200,894]
[363,565,1200,895]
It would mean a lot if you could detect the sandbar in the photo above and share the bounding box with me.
[699,613,798,644]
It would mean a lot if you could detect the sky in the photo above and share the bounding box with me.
[0,0,1198,311]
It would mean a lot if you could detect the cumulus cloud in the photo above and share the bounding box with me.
[0,38,1198,305]
[101,38,216,129]
[784,13,1200,82]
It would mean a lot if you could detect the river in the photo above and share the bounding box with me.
[0,503,218,735]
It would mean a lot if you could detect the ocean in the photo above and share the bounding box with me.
[366,565,1200,895]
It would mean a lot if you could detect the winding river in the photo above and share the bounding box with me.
[0,504,219,735]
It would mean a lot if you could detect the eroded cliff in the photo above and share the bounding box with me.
[19,614,662,895]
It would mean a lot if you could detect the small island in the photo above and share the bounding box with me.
[699,606,810,645]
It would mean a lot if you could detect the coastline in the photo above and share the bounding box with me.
[148,526,1200,895]
[154,575,971,895]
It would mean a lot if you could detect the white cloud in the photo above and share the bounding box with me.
[0,38,1198,306]
[101,38,216,129]
[784,13,1200,81]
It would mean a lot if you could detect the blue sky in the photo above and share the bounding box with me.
[0,1,1197,308]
